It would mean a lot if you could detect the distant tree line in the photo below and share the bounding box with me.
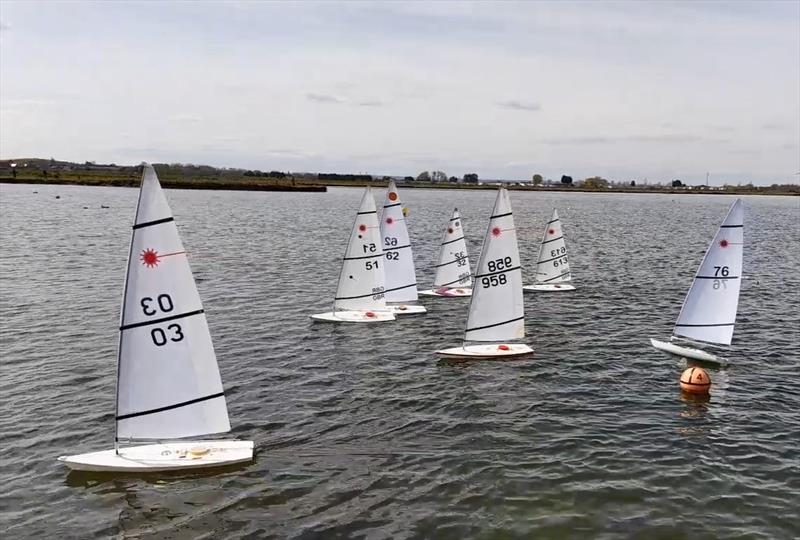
[244,170,287,178]
[317,173,373,182]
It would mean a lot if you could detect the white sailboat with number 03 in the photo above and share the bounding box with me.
[436,188,533,359]
[418,208,473,297]
[651,199,744,365]
[523,208,576,292]
[58,164,253,472]
[379,181,426,314]
[311,187,395,322]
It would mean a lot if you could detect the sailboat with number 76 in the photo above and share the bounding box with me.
[651,199,744,365]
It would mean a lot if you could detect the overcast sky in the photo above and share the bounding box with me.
[1,1,798,184]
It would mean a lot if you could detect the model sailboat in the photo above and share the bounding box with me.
[418,208,473,297]
[523,208,576,292]
[436,189,533,358]
[58,164,253,472]
[311,187,395,322]
[651,199,744,365]
[379,181,426,314]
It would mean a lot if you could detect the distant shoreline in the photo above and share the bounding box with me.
[1,176,798,196]
[0,176,327,193]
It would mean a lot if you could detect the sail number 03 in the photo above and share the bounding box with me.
[140,293,185,346]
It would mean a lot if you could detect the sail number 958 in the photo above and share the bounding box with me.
[140,293,185,347]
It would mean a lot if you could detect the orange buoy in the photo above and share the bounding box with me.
[680,367,711,394]
[498,344,510,351]
[365,311,376,318]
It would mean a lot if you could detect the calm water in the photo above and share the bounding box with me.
[1,184,798,539]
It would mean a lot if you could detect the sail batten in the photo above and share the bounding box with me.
[116,164,230,440]
[463,189,525,342]
[672,199,744,346]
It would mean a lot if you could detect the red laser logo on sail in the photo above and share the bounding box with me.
[386,217,394,225]
[548,228,555,235]
[719,239,729,248]
[140,248,160,267]
[140,248,186,268]
[492,227,502,237]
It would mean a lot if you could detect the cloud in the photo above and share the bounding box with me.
[0,21,10,32]
[541,134,708,145]
[168,115,201,124]
[355,100,384,107]
[762,123,787,130]
[306,93,343,104]
[497,100,541,112]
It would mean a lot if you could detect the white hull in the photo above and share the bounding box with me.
[418,288,472,297]
[58,440,254,472]
[436,343,534,359]
[386,304,427,315]
[523,283,575,292]
[310,310,395,323]
[650,338,727,365]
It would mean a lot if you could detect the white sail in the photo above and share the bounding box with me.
[673,199,744,345]
[333,187,388,311]
[379,181,419,302]
[117,164,230,440]
[432,208,472,289]
[534,208,571,284]
[464,188,525,341]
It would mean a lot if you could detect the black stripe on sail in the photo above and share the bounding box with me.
[121,309,205,331]
[434,258,464,268]
[541,236,563,245]
[547,218,559,224]
[675,323,735,327]
[384,283,417,293]
[542,272,570,282]
[537,254,566,265]
[357,210,377,215]
[441,236,465,246]
[490,212,513,220]
[383,202,402,208]
[117,392,225,421]
[384,244,411,252]
[344,253,384,261]
[474,266,521,279]
[449,216,461,221]
[466,315,524,334]
[720,224,743,228]
[695,275,740,280]
[438,275,471,287]
[132,217,174,230]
